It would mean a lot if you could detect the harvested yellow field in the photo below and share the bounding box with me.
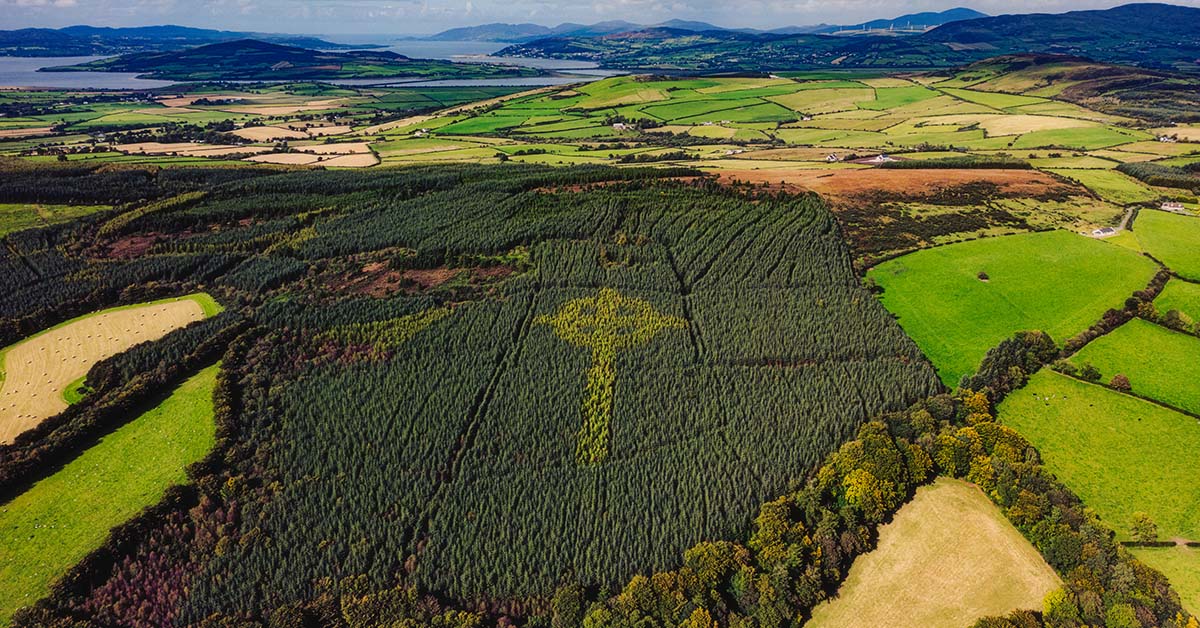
[319,153,379,167]
[576,87,668,110]
[231,126,309,141]
[860,77,918,88]
[115,142,270,157]
[299,142,372,155]
[695,78,792,93]
[155,94,242,107]
[246,153,321,165]
[769,88,875,115]
[1152,126,1200,141]
[224,99,346,115]
[0,297,211,443]
[185,145,272,157]
[901,114,1094,136]
[115,142,197,154]
[357,114,436,136]
[0,127,53,139]
[1119,141,1200,156]
[978,114,1094,136]
[807,479,1060,628]
[306,125,354,137]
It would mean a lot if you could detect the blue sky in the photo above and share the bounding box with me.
[2,0,1198,36]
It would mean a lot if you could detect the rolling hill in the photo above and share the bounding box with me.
[948,54,1200,122]
[0,24,377,57]
[816,8,989,34]
[499,3,1200,73]
[425,8,987,43]
[41,39,540,82]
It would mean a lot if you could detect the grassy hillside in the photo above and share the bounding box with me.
[500,4,1200,74]
[949,54,1200,123]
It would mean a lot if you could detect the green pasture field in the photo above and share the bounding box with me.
[0,365,219,625]
[773,128,884,146]
[1130,547,1200,615]
[1069,318,1200,414]
[640,98,761,122]
[770,88,876,114]
[0,203,112,237]
[999,370,1200,542]
[938,87,1047,109]
[1026,155,1117,169]
[1133,210,1200,281]
[530,126,622,139]
[436,115,535,135]
[674,102,797,124]
[869,230,1158,386]
[1011,126,1146,150]
[1155,280,1200,321]
[857,85,940,111]
[697,84,816,101]
[1049,168,1161,204]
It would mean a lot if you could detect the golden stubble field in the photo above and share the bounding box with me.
[807,478,1061,628]
[0,299,206,443]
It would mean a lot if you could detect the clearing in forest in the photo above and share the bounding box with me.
[0,294,218,443]
[868,230,1157,386]
[807,478,1060,628]
[0,365,219,625]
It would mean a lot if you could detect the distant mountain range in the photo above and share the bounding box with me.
[0,24,379,57]
[423,8,987,43]
[40,39,538,82]
[498,3,1200,74]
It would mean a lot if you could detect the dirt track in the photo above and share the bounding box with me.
[0,299,206,443]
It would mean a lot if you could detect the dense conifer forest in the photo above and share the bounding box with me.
[0,161,943,626]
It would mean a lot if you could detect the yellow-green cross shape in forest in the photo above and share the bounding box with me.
[535,288,687,465]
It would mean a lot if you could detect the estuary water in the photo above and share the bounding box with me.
[0,42,616,90]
